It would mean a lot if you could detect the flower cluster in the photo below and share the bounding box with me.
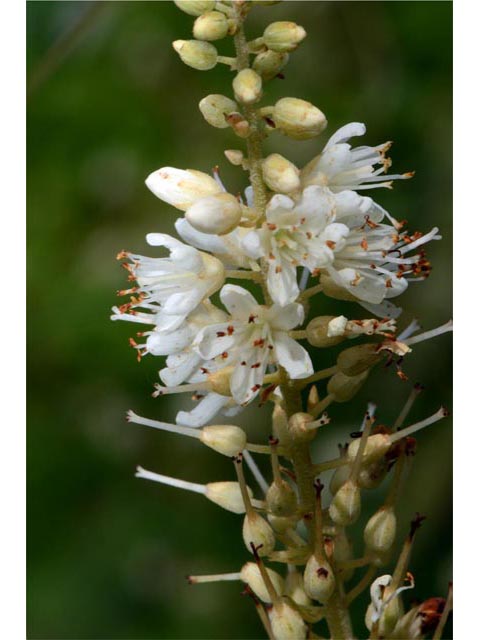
[113,2,452,639]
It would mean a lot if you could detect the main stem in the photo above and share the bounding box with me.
[232,7,353,639]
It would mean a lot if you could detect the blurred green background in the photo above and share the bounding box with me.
[27,1,452,638]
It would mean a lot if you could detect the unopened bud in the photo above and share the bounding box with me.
[285,568,311,606]
[263,21,306,53]
[199,94,238,128]
[173,39,218,71]
[357,458,389,490]
[288,412,316,442]
[243,512,276,556]
[262,153,300,193]
[364,506,397,554]
[303,555,336,604]
[240,562,284,603]
[332,529,354,581]
[233,69,263,105]
[273,97,327,140]
[205,481,253,514]
[327,370,369,403]
[174,0,215,16]
[200,425,246,457]
[347,433,391,465]
[269,601,307,640]
[337,343,382,376]
[266,480,297,517]
[366,598,403,637]
[186,192,242,235]
[306,316,346,348]
[193,11,229,41]
[224,149,244,166]
[329,462,351,496]
[329,479,361,526]
[145,167,220,210]
[253,49,289,81]
[267,513,298,533]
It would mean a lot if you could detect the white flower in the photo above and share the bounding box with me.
[301,122,413,193]
[368,573,415,627]
[145,167,221,210]
[323,191,440,305]
[242,186,346,306]
[194,284,313,404]
[112,233,224,331]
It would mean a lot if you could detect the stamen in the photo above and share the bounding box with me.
[135,466,205,495]
[393,384,424,430]
[243,449,269,494]
[404,320,453,346]
[390,407,449,444]
[188,572,241,584]
[127,410,202,437]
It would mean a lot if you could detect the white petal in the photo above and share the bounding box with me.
[273,333,313,379]
[174,218,228,254]
[325,122,366,148]
[242,230,265,259]
[268,302,304,331]
[160,352,202,386]
[266,259,299,307]
[176,392,229,427]
[146,325,192,355]
[146,233,186,250]
[145,167,220,211]
[194,324,239,360]
[220,284,258,319]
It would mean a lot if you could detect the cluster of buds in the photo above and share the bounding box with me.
[113,1,452,638]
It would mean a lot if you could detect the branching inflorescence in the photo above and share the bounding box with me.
[112,1,453,638]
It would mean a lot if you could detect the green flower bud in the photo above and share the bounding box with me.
[174,0,215,16]
[364,506,397,554]
[193,11,230,41]
[268,513,298,533]
[327,370,369,403]
[273,97,327,140]
[243,512,276,556]
[266,480,297,517]
[329,462,351,496]
[224,149,244,166]
[185,192,242,235]
[337,343,383,376]
[173,39,217,70]
[262,153,300,193]
[306,315,346,348]
[303,555,336,604]
[253,49,289,81]
[288,412,316,442]
[329,479,361,526]
[357,458,389,490]
[263,21,307,53]
[233,69,263,105]
[240,562,284,603]
[199,94,238,128]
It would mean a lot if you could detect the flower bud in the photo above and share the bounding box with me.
[347,433,391,465]
[288,412,316,442]
[365,598,403,637]
[225,112,251,138]
[240,562,285,603]
[327,370,369,403]
[306,316,346,348]
[199,94,238,128]
[337,343,382,376]
[357,458,389,490]
[285,568,311,607]
[233,69,263,105]
[224,149,244,166]
[263,21,306,53]
[252,50,289,81]
[269,601,307,640]
[174,0,215,16]
[364,507,397,554]
[199,425,247,457]
[303,555,336,604]
[262,154,300,193]
[173,39,217,71]
[185,193,242,235]
[243,512,276,556]
[328,479,361,526]
[273,97,327,140]
[332,528,354,581]
[207,367,233,396]
[145,167,221,211]
[329,462,351,496]
[193,11,229,41]
[267,513,298,534]
[205,481,253,514]
[266,480,297,517]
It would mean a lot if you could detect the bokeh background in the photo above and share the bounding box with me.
[27,1,452,638]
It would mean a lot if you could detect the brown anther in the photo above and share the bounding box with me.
[361,238,369,251]
[227,325,235,335]
[248,314,258,323]
[275,265,282,273]
[264,116,276,128]
[253,338,265,348]
[251,362,261,369]
[241,361,247,366]
[116,250,129,260]
[259,384,277,405]
[361,215,380,230]
[216,331,226,337]
[251,384,261,392]
[267,223,277,231]
[418,597,446,634]
[200,367,209,374]
[221,351,229,359]
[316,567,329,578]
[326,240,336,249]
[385,278,393,289]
